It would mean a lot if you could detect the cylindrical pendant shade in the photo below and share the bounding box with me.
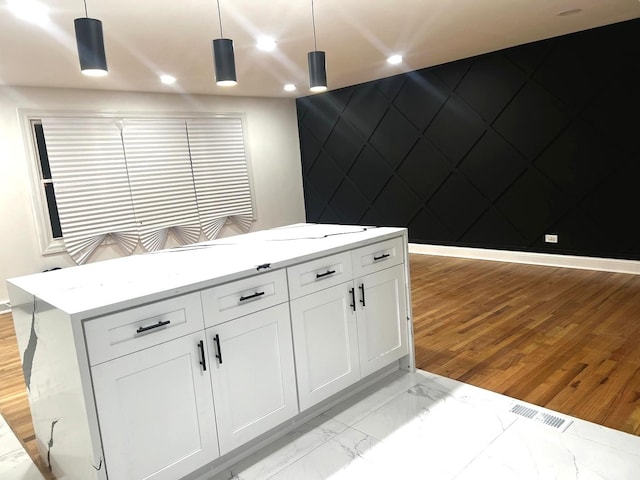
[212,38,237,86]
[308,51,327,92]
[74,17,108,76]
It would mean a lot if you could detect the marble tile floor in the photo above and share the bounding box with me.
[207,370,640,480]
[0,413,45,479]
[3,370,640,479]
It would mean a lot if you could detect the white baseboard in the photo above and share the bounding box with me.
[408,243,640,275]
[0,301,11,314]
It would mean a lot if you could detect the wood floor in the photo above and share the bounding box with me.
[411,254,640,436]
[1,254,639,478]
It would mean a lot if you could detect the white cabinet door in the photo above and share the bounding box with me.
[290,283,361,411]
[355,263,408,377]
[91,332,219,480]
[207,303,298,455]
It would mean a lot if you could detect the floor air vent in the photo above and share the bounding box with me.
[510,403,572,431]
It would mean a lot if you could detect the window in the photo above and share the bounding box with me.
[32,121,63,239]
[27,119,66,255]
[28,113,255,264]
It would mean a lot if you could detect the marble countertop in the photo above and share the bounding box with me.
[8,224,405,320]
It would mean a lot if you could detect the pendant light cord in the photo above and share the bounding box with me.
[311,0,318,50]
[216,0,224,38]
[83,0,88,17]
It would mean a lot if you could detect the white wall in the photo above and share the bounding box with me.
[0,86,306,302]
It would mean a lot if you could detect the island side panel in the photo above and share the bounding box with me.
[7,282,105,480]
[400,229,416,371]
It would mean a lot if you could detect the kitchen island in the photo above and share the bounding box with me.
[8,223,414,480]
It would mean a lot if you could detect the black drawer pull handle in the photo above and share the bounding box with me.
[349,288,356,312]
[239,291,265,302]
[316,270,336,279]
[359,284,366,307]
[198,340,207,371]
[213,334,223,364]
[136,320,170,334]
[373,253,390,261]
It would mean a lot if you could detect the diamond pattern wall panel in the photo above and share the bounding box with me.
[459,130,527,200]
[460,208,527,248]
[583,71,640,153]
[535,120,623,199]
[425,97,486,164]
[297,18,640,260]
[373,177,422,226]
[532,35,616,111]
[428,172,489,239]
[455,53,525,123]
[330,178,369,224]
[370,108,419,168]
[393,71,448,131]
[324,118,364,173]
[342,84,389,139]
[397,139,450,200]
[493,83,570,160]
[348,146,392,201]
[496,169,567,243]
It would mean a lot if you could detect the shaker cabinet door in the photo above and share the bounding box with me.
[92,332,219,480]
[207,303,298,455]
[355,264,408,377]
[290,282,361,411]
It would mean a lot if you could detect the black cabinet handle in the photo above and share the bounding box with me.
[136,320,170,334]
[198,340,207,371]
[359,284,366,306]
[349,288,356,312]
[239,291,265,302]
[316,270,336,279]
[213,334,223,364]
[373,253,390,261]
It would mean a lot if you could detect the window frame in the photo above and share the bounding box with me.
[19,109,257,257]
[21,113,66,255]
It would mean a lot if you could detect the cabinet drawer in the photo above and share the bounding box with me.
[352,236,404,277]
[84,292,204,366]
[287,251,353,299]
[201,269,287,327]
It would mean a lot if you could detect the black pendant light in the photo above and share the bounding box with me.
[212,0,237,86]
[74,0,107,76]
[308,0,327,92]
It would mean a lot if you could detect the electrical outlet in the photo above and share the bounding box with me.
[544,234,558,244]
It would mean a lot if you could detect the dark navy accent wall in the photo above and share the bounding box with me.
[296,18,640,260]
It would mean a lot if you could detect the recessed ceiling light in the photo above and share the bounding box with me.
[8,0,50,26]
[160,74,177,85]
[284,84,296,92]
[387,55,403,65]
[557,8,582,16]
[257,36,277,52]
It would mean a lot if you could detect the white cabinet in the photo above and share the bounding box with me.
[288,238,409,410]
[91,332,219,480]
[84,292,204,366]
[201,270,288,328]
[206,303,298,454]
[290,283,361,410]
[355,264,408,377]
[8,224,412,480]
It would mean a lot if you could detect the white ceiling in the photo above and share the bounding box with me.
[2,0,639,98]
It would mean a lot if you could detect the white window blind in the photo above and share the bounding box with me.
[41,118,139,264]
[40,114,254,264]
[187,117,253,239]
[121,119,201,251]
